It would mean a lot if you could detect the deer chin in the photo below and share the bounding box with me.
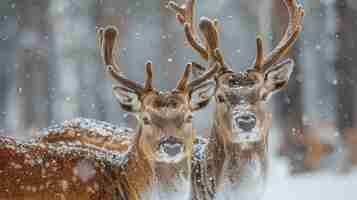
[155,150,186,163]
[232,129,262,144]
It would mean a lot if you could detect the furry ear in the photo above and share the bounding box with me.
[261,59,294,100]
[112,86,141,112]
[190,81,216,111]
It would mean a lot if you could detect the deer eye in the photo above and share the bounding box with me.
[217,94,225,103]
[142,116,151,125]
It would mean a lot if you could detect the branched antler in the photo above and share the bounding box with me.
[98,26,152,94]
[251,0,304,72]
[170,0,304,75]
[169,0,230,72]
[98,25,218,95]
[169,0,208,60]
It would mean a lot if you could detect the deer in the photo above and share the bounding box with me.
[169,0,304,199]
[0,25,219,200]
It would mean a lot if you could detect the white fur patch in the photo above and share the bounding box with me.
[155,147,186,163]
[216,155,266,200]
[142,174,191,200]
[233,128,262,144]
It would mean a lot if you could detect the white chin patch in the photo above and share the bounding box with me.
[156,153,185,163]
[155,146,185,163]
[233,129,262,144]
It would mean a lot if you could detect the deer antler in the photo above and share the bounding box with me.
[169,2,222,92]
[98,25,218,95]
[176,62,219,92]
[169,0,208,60]
[98,26,153,94]
[251,0,304,72]
[170,0,303,75]
[169,0,230,72]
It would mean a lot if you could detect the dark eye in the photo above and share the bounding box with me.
[217,95,225,103]
[142,116,151,125]
[185,114,193,123]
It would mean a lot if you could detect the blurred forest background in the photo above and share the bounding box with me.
[1,0,357,190]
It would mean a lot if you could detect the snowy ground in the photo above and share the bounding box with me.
[263,159,357,200]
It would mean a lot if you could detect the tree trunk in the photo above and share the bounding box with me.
[15,0,52,136]
[335,0,357,130]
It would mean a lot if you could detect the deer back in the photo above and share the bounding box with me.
[37,118,134,153]
[0,136,132,200]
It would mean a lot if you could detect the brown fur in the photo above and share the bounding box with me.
[0,92,197,199]
[169,0,303,198]
[0,20,218,198]
[191,72,273,199]
[0,137,123,200]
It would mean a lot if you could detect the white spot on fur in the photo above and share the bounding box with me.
[73,160,96,183]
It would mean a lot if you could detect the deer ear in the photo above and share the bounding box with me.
[262,59,294,100]
[190,81,216,111]
[112,86,142,112]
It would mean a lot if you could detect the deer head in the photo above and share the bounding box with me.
[97,26,218,163]
[169,0,304,147]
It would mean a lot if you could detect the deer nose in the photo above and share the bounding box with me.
[159,136,184,157]
[235,114,257,132]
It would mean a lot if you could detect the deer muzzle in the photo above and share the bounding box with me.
[232,109,261,143]
[235,113,257,132]
[157,136,185,162]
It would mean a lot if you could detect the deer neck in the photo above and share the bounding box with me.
[204,107,268,199]
[149,156,192,200]
[125,126,192,200]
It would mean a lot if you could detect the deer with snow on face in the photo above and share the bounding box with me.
[0,25,218,200]
[169,0,304,199]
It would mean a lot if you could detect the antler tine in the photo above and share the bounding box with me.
[176,63,193,91]
[198,17,219,59]
[168,1,190,25]
[170,0,229,73]
[188,60,219,91]
[100,26,144,93]
[169,0,209,60]
[252,36,264,70]
[176,61,219,92]
[198,17,233,73]
[144,61,154,92]
[253,0,304,72]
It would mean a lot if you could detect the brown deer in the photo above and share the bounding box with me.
[0,25,219,200]
[169,0,304,199]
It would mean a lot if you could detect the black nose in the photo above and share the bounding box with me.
[235,114,257,132]
[159,136,184,157]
